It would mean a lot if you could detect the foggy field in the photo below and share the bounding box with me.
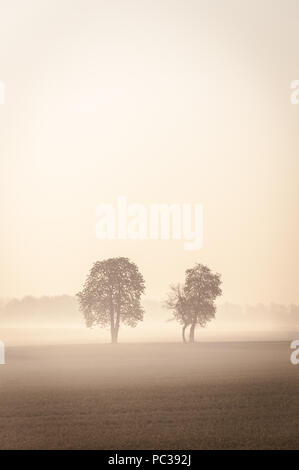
[0,342,298,450]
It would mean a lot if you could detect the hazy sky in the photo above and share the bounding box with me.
[0,0,298,304]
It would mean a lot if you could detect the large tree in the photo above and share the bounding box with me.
[166,263,222,343]
[77,257,145,343]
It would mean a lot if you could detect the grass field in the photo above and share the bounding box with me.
[0,342,298,449]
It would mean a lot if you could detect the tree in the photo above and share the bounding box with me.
[77,257,145,343]
[166,263,222,343]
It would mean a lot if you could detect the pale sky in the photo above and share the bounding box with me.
[0,0,298,304]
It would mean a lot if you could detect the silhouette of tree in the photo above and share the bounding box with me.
[77,257,145,343]
[166,263,222,343]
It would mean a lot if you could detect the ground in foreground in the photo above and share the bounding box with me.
[0,342,298,449]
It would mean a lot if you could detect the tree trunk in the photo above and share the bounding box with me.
[110,321,120,344]
[111,328,118,344]
[182,324,187,343]
[113,311,120,344]
[110,308,120,344]
[113,326,119,344]
[110,303,116,343]
[110,324,115,343]
[110,312,116,343]
[189,323,196,343]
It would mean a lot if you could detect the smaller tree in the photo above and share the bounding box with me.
[165,263,222,343]
[77,257,145,343]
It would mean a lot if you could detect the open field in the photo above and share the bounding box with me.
[0,342,298,449]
